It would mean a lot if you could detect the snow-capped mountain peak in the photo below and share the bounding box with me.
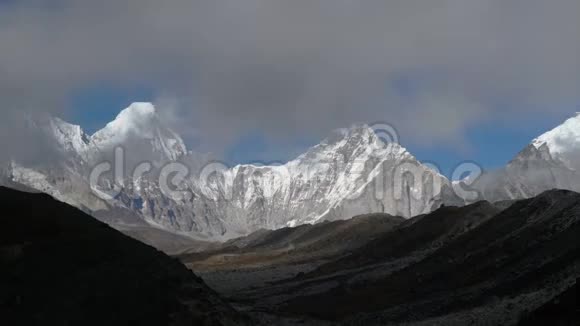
[324,124,386,148]
[297,123,409,165]
[90,102,187,161]
[48,117,92,155]
[532,113,580,170]
[92,102,158,143]
[466,112,580,204]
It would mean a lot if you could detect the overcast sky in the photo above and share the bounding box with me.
[1,0,579,171]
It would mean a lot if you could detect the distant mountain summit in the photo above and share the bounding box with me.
[92,102,187,161]
[532,112,580,170]
[466,114,580,203]
[199,122,451,235]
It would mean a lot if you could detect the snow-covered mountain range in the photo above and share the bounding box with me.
[463,113,580,203]
[2,103,579,241]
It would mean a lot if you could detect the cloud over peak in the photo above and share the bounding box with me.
[1,0,579,158]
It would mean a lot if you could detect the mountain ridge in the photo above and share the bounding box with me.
[2,103,580,245]
[3,104,452,241]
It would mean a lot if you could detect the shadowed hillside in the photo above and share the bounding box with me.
[184,190,579,325]
[0,187,248,326]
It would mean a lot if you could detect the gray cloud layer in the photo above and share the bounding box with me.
[1,0,579,158]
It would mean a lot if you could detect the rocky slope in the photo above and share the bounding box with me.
[184,190,580,325]
[0,186,247,326]
[284,190,580,324]
[182,213,405,271]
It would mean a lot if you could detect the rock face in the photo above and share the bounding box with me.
[0,186,247,326]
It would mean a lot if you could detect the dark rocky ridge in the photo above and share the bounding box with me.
[282,190,580,324]
[0,187,248,326]
[181,213,405,271]
[184,190,580,325]
[518,279,578,326]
